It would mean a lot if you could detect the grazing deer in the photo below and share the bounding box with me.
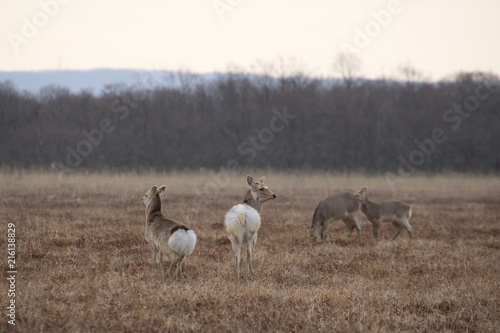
[224,176,276,279]
[354,187,413,240]
[142,185,197,279]
[309,192,362,241]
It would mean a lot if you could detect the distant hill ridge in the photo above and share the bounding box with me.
[0,69,220,94]
[0,69,348,95]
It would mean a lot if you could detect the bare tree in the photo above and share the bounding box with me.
[398,62,424,88]
[332,52,362,88]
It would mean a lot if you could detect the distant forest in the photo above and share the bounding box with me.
[0,70,499,173]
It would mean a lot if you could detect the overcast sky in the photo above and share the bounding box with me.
[1,0,499,81]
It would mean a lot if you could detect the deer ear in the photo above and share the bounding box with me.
[157,185,167,195]
[247,175,255,187]
[150,185,158,194]
[258,176,266,184]
[362,187,367,192]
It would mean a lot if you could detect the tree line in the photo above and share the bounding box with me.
[0,70,499,174]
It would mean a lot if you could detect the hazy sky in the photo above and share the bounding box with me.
[1,0,499,80]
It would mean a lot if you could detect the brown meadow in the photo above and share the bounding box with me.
[1,170,499,332]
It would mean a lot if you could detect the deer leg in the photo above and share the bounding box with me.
[401,219,414,239]
[179,257,186,278]
[309,224,320,241]
[347,215,362,238]
[320,221,328,240]
[342,217,354,235]
[230,236,242,278]
[247,241,254,279]
[237,254,245,279]
[158,250,165,272]
[391,222,403,240]
[371,220,381,239]
[167,255,180,279]
[150,245,157,267]
[354,216,362,237]
[162,254,173,279]
[174,256,184,280]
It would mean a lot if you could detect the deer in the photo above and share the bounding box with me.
[142,185,197,279]
[354,187,413,240]
[309,192,362,241]
[224,175,276,279]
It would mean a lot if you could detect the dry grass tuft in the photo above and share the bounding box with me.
[1,171,499,332]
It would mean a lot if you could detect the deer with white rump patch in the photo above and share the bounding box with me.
[354,187,413,240]
[142,185,197,279]
[224,176,276,279]
[309,192,362,241]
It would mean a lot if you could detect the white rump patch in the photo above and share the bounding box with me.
[168,229,197,256]
[225,204,261,235]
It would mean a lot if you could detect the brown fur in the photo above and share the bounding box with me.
[143,185,196,279]
[225,175,277,278]
[309,192,362,241]
[354,187,413,240]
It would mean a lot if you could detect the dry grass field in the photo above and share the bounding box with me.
[1,170,499,332]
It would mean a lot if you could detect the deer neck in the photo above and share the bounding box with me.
[362,195,377,212]
[243,189,262,213]
[146,195,162,219]
[360,195,370,212]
